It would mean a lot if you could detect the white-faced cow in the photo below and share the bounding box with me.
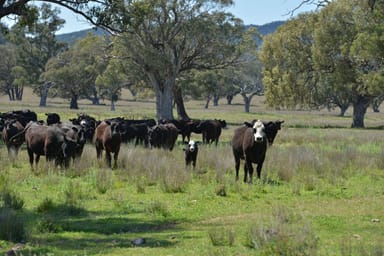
[231,120,268,183]
[94,120,123,168]
[183,140,199,168]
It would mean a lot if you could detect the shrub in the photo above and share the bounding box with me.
[2,191,24,210]
[0,207,26,242]
[146,201,170,218]
[246,206,318,255]
[208,227,235,247]
[36,215,62,233]
[37,197,55,213]
[95,169,113,194]
[63,181,84,215]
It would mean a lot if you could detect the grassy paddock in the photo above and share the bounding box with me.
[0,91,384,255]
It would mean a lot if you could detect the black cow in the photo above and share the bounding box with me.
[24,122,49,170]
[94,120,123,168]
[2,119,24,159]
[196,119,227,145]
[70,113,97,143]
[46,113,61,125]
[183,140,199,168]
[231,120,268,183]
[148,123,179,151]
[57,123,86,166]
[120,122,150,146]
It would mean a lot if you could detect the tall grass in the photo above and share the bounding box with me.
[0,105,383,254]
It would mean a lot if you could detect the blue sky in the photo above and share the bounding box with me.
[55,0,318,34]
[228,0,317,25]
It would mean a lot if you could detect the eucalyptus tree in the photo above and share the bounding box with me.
[95,59,127,111]
[260,13,320,110]
[313,0,384,127]
[6,3,67,106]
[0,43,17,100]
[41,34,109,109]
[110,0,246,120]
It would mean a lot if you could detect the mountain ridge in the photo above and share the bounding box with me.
[55,21,285,45]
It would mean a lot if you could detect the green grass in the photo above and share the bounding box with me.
[0,91,384,255]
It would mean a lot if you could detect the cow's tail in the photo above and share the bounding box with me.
[9,121,34,143]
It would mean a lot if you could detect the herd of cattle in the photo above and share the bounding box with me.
[0,109,283,183]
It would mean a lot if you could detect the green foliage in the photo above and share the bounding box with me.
[145,200,170,218]
[36,197,55,213]
[94,169,113,194]
[261,0,384,127]
[208,227,235,247]
[36,215,62,233]
[2,191,24,210]
[63,180,84,215]
[0,207,26,242]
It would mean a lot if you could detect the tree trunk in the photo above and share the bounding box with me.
[226,95,233,105]
[244,98,250,113]
[205,95,211,109]
[70,94,79,109]
[351,96,370,128]
[156,87,173,120]
[173,86,190,120]
[16,86,23,101]
[241,93,251,113]
[39,81,53,107]
[339,105,348,117]
[213,94,219,106]
[111,99,115,111]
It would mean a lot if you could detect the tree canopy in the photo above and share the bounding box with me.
[261,0,384,127]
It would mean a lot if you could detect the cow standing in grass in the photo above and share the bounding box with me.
[94,120,123,168]
[183,140,199,168]
[231,120,268,183]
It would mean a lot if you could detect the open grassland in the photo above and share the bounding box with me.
[0,89,384,255]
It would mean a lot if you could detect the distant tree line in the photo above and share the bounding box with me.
[1,0,382,127]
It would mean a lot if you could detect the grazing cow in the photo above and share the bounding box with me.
[196,119,227,145]
[183,140,199,168]
[231,120,268,183]
[46,113,61,125]
[2,119,25,159]
[148,123,179,151]
[94,120,123,168]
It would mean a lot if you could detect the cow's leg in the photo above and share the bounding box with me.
[243,162,248,183]
[35,155,41,169]
[105,151,112,168]
[246,161,254,184]
[96,146,102,159]
[234,156,240,181]
[27,149,34,168]
[113,148,120,169]
[256,162,264,179]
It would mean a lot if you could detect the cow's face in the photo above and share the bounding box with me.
[253,120,266,143]
[187,140,198,152]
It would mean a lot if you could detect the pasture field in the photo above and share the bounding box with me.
[0,89,384,255]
